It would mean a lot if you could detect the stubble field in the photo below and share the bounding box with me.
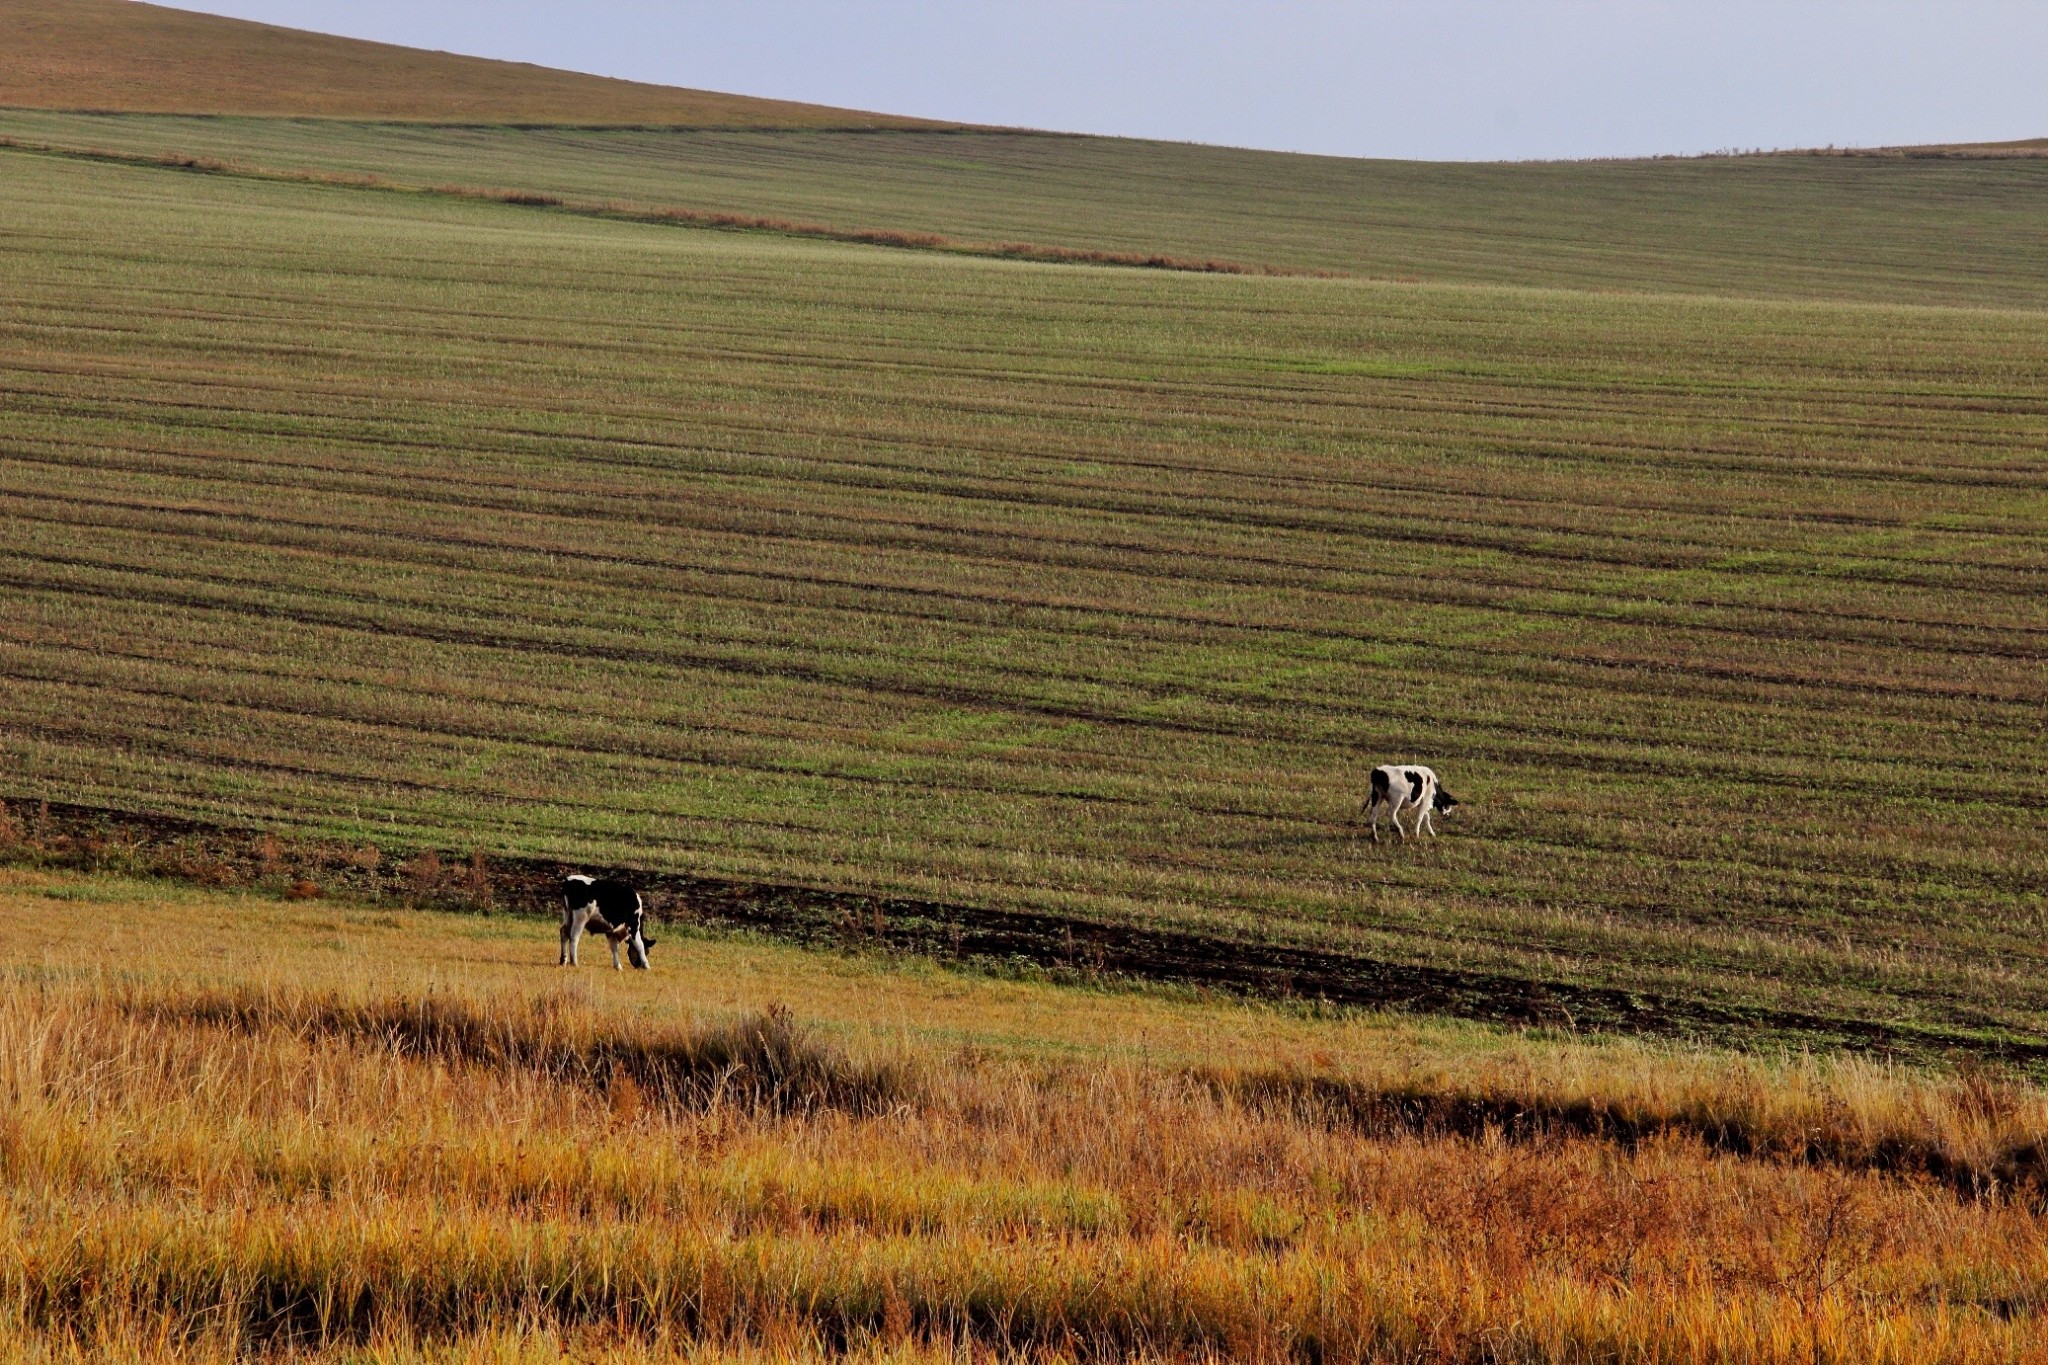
[3,144,2045,1054]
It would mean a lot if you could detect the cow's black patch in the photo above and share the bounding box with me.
[1370,768,1390,799]
[591,878,640,924]
[1433,787,1459,811]
[565,876,654,961]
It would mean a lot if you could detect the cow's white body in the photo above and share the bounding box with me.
[559,873,654,970]
[1364,764,1454,840]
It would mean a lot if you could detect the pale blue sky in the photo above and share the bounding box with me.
[179,1,2047,160]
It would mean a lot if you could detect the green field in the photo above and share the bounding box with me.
[3,130,2046,1055]
[7,110,2048,304]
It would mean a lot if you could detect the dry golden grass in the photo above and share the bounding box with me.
[4,869,2048,1361]
[0,0,950,126]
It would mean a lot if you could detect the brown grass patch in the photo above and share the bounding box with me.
[123,985,912,1117]
[1216,1061,2048,1202]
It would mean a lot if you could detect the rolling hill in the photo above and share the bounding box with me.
[0,0,950,126]
[5,4,2044,307]
[5,112,2047,308]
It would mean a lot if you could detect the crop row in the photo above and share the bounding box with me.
[2,151,2045,1042]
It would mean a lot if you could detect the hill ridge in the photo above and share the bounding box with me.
[0,0,958,127]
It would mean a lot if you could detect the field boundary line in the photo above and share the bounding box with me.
[0,134,1338,278]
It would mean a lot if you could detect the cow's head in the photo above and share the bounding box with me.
[624,906,655,970]
[1432,787,1459,813]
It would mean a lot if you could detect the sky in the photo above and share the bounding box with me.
[179,1,2048,161]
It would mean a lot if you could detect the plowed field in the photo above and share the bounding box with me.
[3,145,2046,1048]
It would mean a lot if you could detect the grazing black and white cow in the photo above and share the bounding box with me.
[559,874,655,970]
[1364,764,1458,841]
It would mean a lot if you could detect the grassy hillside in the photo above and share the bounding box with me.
[3,867,2047,1361]
[4,146,2045,1055]
[0,0,946,126]
[6,110,2048,307]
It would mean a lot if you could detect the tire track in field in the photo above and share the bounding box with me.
[19,480,2048,732]
[12,353,2048,504]
[9,544,2046,756]
[28,409,2048,585]
[6,569,2046,835]
[17,283,2048,440]
[11,415,2048,611]
[14,310,2048,476]
[11,487,2048,725]
[8,362,2039,573]
[11,474,2048,661]
[19,589,2048,847]
[18,423,2048,639]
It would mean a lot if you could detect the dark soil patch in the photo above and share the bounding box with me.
[8,796,2047,1073]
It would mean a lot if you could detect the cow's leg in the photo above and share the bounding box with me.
[608,927,625,971]
[1402,777,1428,838]
[1368,796,1384,842]
[558,912,572,966]
[564,909,589,967]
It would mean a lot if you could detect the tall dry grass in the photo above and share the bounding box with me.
[1212,1047,2048,1200]
[3,973,2047,1361]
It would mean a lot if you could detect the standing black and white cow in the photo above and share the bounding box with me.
[559,874,656,970]
[1364,764,1458,841]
